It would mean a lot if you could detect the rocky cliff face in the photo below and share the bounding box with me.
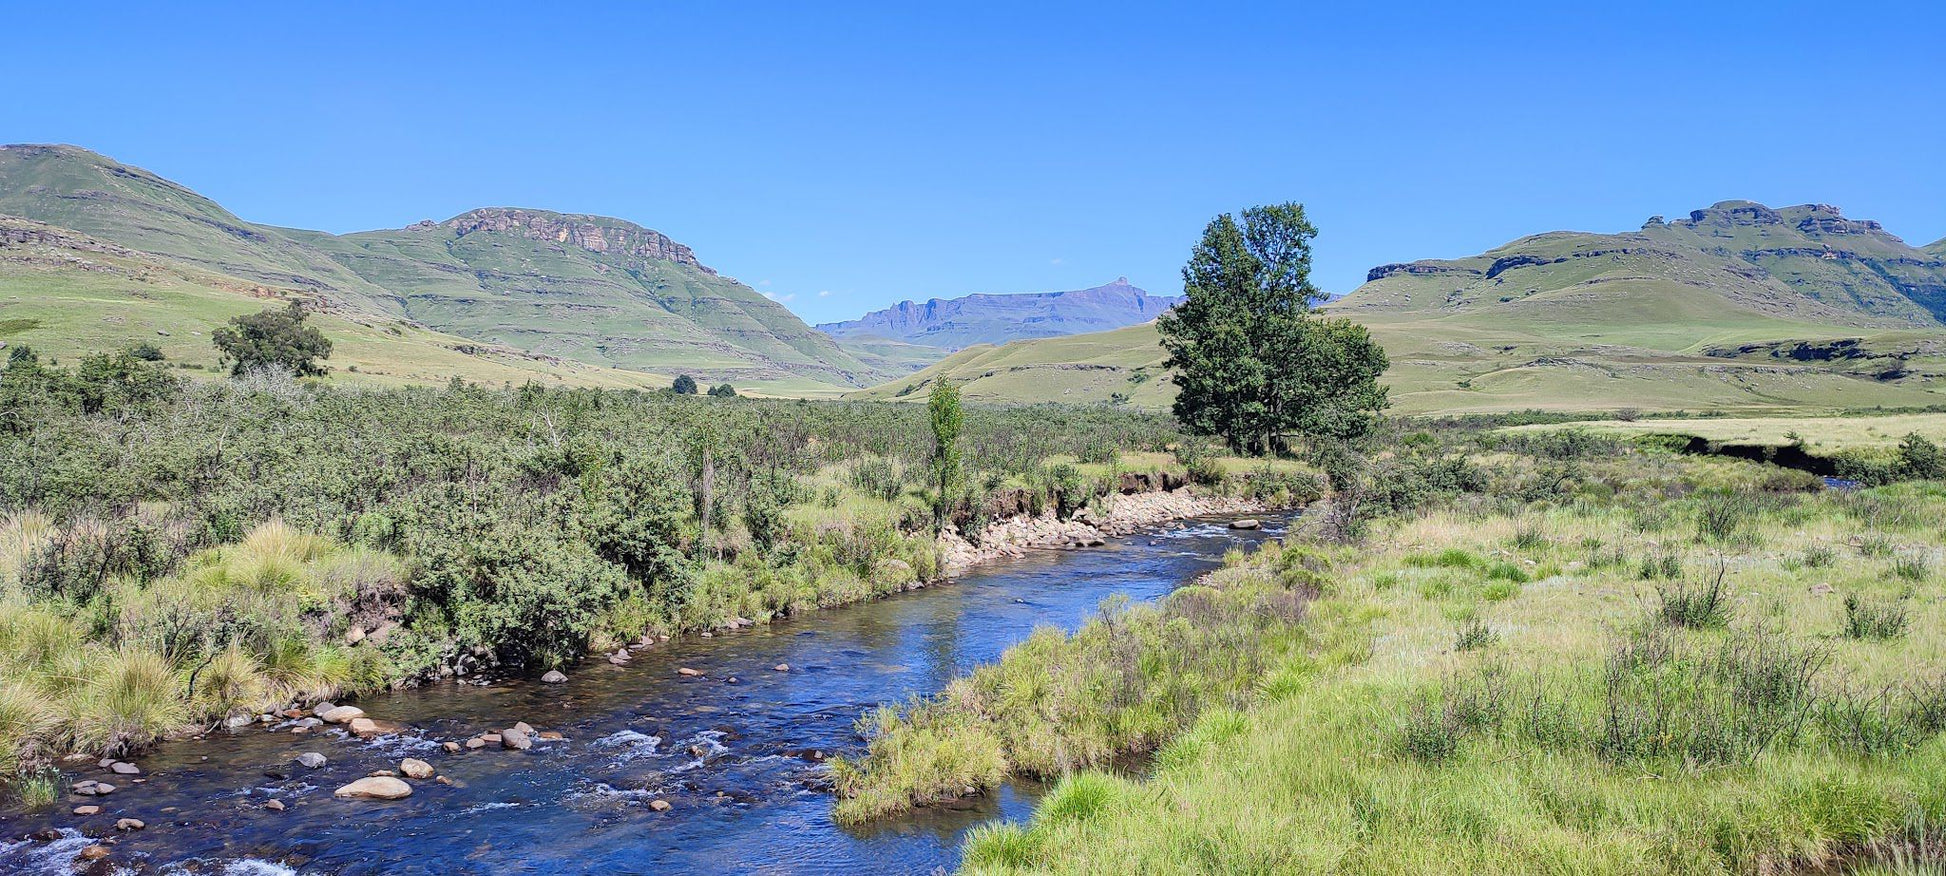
[429,208,712,274]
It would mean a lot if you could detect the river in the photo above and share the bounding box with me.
[0,515,1288,875]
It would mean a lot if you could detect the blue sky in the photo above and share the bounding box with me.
[5,2,1942,323]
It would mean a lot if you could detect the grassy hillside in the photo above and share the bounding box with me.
[0,145,403,315]
[856,202,1946,415]
[0,145,882,393]
[831,334,952,375]
[847,323,1175,407]
[0,217,670,389]
[284,211,885,393]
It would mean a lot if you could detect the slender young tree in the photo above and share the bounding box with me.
[927,379,965,530]
[1157,203,1388,454]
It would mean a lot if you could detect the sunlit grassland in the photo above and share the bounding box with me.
[1511,412,1946,453]
[953,452,1946,874]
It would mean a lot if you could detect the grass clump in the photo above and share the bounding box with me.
[1454,618,1499,652]
[1843,594,1911,641]
[1656,563,1732,629]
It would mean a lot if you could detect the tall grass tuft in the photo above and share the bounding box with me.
[1656,562,1732,630]
[1843,595,1911,641]
[71,648,188,756]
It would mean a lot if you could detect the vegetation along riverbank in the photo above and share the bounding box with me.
[835,425,1946,873]
[0,347,1306,803]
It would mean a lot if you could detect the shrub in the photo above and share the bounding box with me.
[1454,618,1499,652]
[1657,563,1731,629]
[1842,594,1910,641]
[1891,553,1932,582]
[1696,492,1754,543]
[1802,544,1837,569]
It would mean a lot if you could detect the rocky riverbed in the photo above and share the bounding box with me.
[0,514,1292,875]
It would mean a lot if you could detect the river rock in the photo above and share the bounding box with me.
[334,776,412,800]
[400,758,434,779]
[225,715,254,729]
[72,805,100,816]
[110,762,139,775]
[368,769,399,778]
[70,780,100,795]
[320,705,365,724]
[264,799,286,811]
[312,702,337,717]
[481,733,502,744]
[537,731,564,741]
[773,664,789,672]
[501,727,532,750]
[115,818,145,831]
[442,741,462,753]
[296,752,327,769]
[513,722,534,735]
[677,667,702,677]
[79,845,111,861]
[348,717,379,737]
[541,670,567,684]
[649,799,672,812]
[1229,518,1260,530]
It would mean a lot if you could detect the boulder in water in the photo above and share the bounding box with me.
[296,752,327,769]
[400,758,434,779]
[72,805,100,816]
[541,670,567,684]
[1229,518,1261,530]
[649,799,672,812]
[334,776,412,800]
[501,727,532,750]
[115,818,145,831]
[320,705,364,724]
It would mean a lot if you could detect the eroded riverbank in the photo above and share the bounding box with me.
[0,514,1290,875]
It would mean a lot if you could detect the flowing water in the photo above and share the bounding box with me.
[0,515,1288,875]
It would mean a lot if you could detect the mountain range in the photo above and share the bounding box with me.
[0,144,879,393]
[816,278,1181,353]
[862,201,1946,414]
[6,142,1945,415]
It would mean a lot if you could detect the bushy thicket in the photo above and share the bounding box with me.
[0,354,1185,695]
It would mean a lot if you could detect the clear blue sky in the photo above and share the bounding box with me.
[5,2,1942,323]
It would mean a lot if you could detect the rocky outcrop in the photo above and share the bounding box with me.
[439,208,711,273]
[937,488,1268,572]
[1365,261,1481,282]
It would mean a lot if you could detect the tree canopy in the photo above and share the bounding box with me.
[1157,203,1388,454]
[672,374,699,395]
[211,301,332,377]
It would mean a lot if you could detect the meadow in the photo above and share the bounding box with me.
[835,429,1946,874]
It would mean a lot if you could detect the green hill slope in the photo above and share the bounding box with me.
[0,144,883,393]
[0,216,669,388]
[0,144,404,315]
[859,202,1946,415]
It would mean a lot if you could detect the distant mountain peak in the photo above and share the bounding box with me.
[817,279,1183,352]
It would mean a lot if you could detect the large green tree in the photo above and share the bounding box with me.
[211,301,333,377]
[1157,203,1388,454]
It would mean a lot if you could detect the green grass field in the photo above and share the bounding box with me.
[1511,413,1946,453]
